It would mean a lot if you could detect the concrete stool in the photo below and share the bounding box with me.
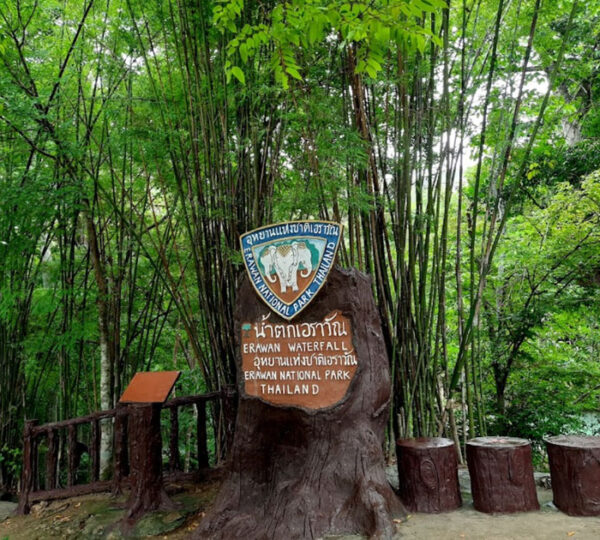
[397,437,462,513]
[467,436,539,513]
[546,435,600,516]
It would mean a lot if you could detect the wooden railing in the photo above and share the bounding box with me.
[18,388,236,514]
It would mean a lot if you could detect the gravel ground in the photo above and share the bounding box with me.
[2,468,600,539]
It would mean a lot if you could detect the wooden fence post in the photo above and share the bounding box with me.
[45,428,58,490]
[90,418,100,482]
[196,401,208,469]
[67,424,77,487]
[169,407,181,472]
[113,403,129,495]
[17,419,38,515]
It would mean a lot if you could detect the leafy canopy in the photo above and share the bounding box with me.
[214,0,445,87]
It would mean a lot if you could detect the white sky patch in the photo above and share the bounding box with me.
[121,52,145,73]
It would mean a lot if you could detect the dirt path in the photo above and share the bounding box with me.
[2,469,600,539]
[396,509,600,540]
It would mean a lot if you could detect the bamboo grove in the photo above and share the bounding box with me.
[1,0,600,491]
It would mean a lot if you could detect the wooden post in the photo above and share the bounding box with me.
[32,428,40,492]
[17,419,38,515]
[90,418,100,482]
[467,436,539,513]
[45,428,58,490]
[169,406,181,472]
[112,402,129,495]
[397,437,462,513]
[546,435,600,516]
[67,423,77,487]
[196,401,208,469]
[126,403,173,520]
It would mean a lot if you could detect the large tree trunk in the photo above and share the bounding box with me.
[195,267,404,539]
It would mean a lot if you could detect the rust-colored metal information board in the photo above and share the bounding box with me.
[241,310,357,409]
[119,371,181,403]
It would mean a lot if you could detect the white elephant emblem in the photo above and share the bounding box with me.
[259,242,313,294]
[296,242,312,278]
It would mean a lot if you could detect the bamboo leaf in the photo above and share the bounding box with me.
[230,66,246,84]
[286,66,302,80]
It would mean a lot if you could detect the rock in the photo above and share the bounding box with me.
[535,474,552,489]
[386,463,399,490]
[163,511,184,524]
[133,510,186,536]
[30,500,49,516]
[458,468,472,494]
[78,506,124,538]
[0,500,17,522]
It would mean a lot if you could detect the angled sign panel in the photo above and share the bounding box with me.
[240,221,343,320]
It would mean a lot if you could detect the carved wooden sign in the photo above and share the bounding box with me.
[241,310,357,409]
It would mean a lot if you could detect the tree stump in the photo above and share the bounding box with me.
[125,403,173,520]
[194,267,405,539]
[546,435,600,516]
[396,437,461,513]
[466,436,539,514]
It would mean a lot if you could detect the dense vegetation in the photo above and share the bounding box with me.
[1,0,599,491]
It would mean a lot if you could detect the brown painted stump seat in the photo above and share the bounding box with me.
[546,435,600,516]
[467,436,539,514]
[396,437,462,513]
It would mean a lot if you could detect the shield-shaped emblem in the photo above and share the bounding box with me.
[240,221,343,320]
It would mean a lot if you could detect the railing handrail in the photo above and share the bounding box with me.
[28,390,224,435]
[18,389,235,515]
[162,391,222,409]
[31,408,117,434]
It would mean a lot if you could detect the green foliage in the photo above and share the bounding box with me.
[494,302,600,467]
[0,445,22,484]
[480,170,600,460]
[215,0,445,87]
[529,140,600,189]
